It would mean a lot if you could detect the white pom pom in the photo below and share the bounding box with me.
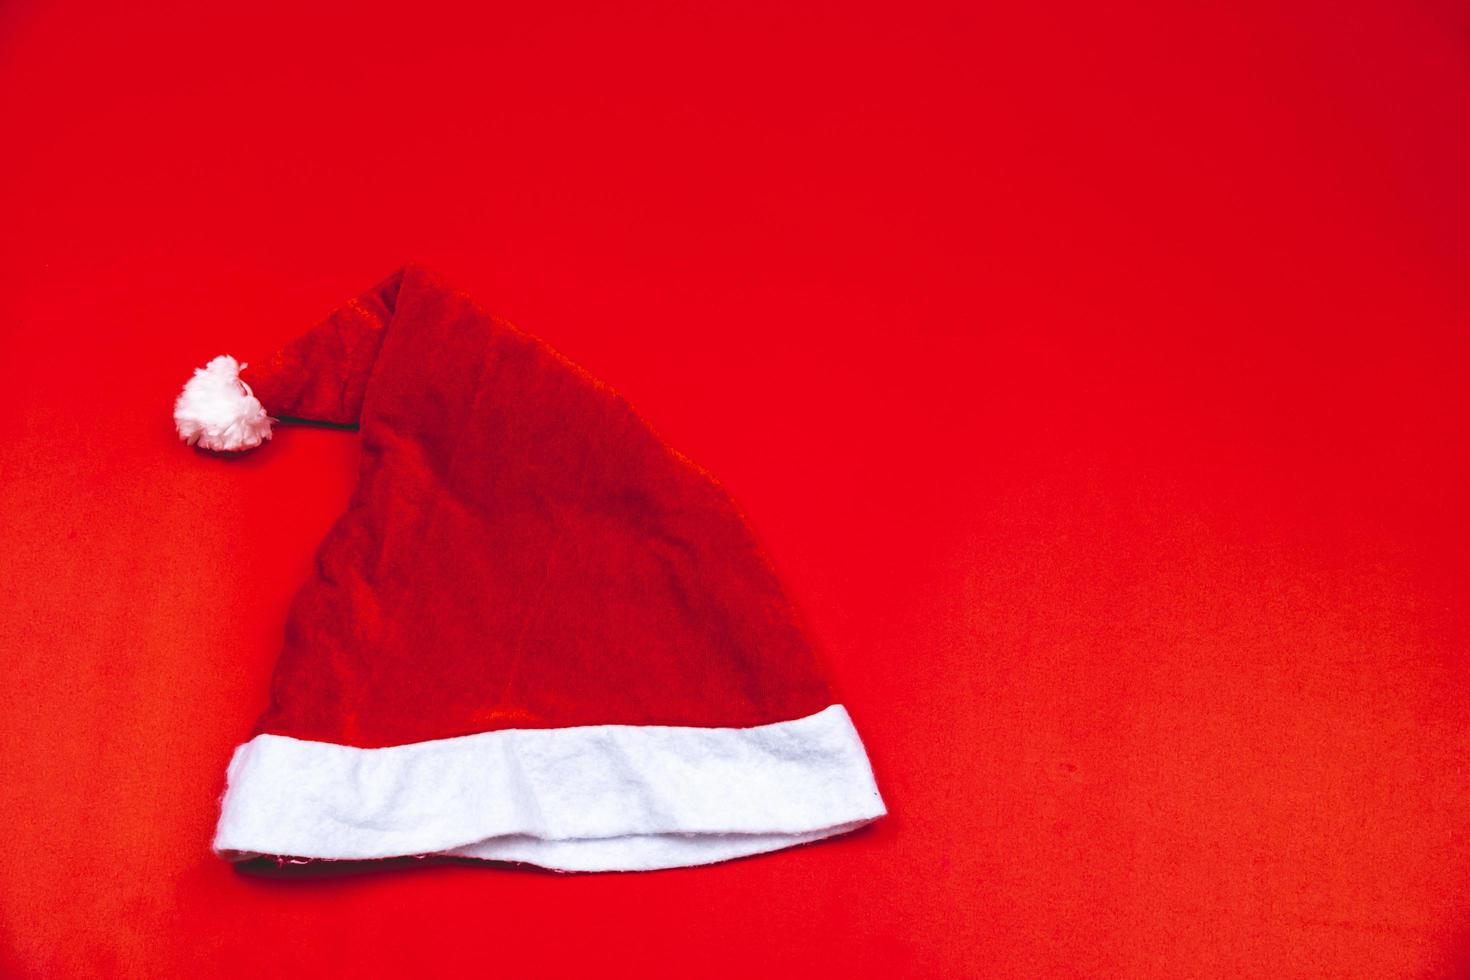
[174,355,273,452]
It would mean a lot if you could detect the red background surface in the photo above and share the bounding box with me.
[2,1,1468,976]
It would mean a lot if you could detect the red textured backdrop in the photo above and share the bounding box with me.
[2,1,1468,976]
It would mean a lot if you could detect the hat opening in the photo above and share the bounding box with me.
[213,705,885,873]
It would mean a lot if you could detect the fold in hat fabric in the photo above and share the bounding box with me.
[176,265,885,872]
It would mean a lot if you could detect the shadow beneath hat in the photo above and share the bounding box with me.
[233,853,563,881]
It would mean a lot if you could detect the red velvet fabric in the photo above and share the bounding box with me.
[241,266,831,747]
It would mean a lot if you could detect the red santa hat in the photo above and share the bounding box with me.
[174,266,884,872]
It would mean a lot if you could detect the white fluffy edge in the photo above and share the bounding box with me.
[174,355,273,452]
[214,704,885,872]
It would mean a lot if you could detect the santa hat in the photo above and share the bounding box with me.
[175,265,885,872]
